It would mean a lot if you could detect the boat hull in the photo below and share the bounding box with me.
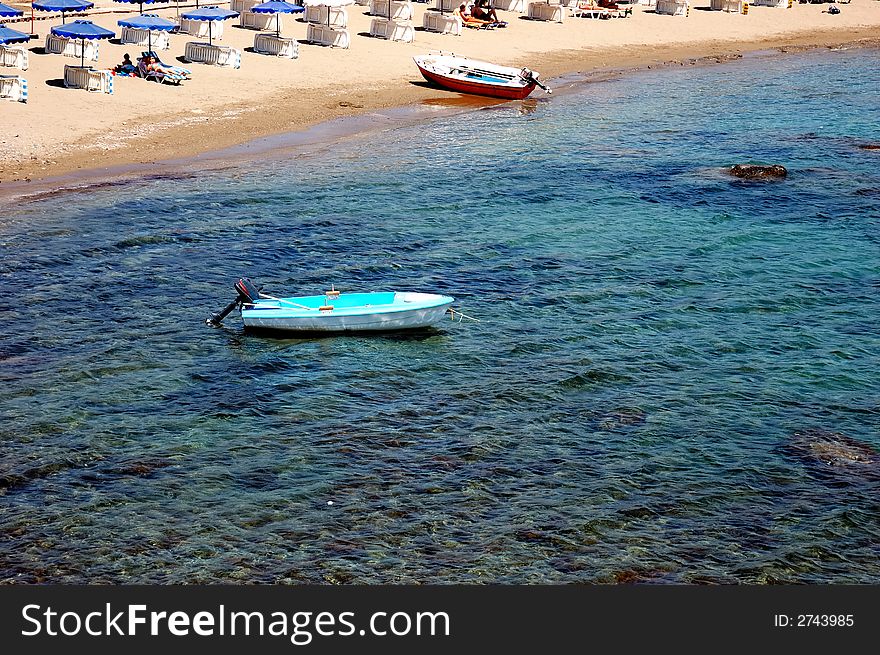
[417,65,537,100]
[240,292,455,333]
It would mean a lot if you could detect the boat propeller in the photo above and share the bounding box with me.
[520,67,551,94]
[206,278,261,326]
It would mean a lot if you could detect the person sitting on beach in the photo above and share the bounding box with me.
[455,2,492,27]
[597,0,620,8]
[471,0,506,26]
[115,53,137,75]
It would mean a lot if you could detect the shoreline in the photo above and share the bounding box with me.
[2,20,880,200]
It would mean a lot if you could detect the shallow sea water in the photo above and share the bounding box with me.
[1,49,879,583]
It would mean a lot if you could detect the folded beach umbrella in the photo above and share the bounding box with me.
[0,23,30,43]
[117,13,175,52]
[50,18,113,67]
[32,0,94,25]
[112,0,157,15]
[250,1,304,38]
[180,6,238,46]
[0,2,24,17]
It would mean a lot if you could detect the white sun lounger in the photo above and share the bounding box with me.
[240,11,281,31]
[527,2,565,21]
[369,17,415,42]
[751,0,788,5]
[306,23,350,48]
[494,0,526,11]
[179,18,225,40]
[304,5,348,27]
[184,41,242,67]
[422,11,462,35]
[254,32,299,58]
[369,0,414,19]
[63,64,113,93]
[709,0,745,10]
[0,74,27,102]
[230,0,263,11]
[572,2,612,17]
[655,0,688,14]
[120,26,171,50]
[0,44,29,71]
[45,34,100,61]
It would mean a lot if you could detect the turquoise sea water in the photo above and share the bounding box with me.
[1,49,879,584]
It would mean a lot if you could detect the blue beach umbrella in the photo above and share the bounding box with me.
[112,0,156,15]
[32,0,94,25]
[180,6,238,46]
[117,13,175,52]
[0,2,24,18]
[0,23,30,43]
[51,19,113,67]
[250,1,303,38]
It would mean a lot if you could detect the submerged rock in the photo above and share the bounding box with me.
[787,429,879,473]
[729,164,788,180]
[598,407,647,430]
[857,143,880,151]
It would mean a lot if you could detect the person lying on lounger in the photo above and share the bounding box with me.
[143,55,174,75]
[471,0,507,26]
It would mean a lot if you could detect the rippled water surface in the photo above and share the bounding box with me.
[2,50,879,583]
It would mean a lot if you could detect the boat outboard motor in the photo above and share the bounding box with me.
[234,277,261,305]
[206,277,262,326]
[519,67,552,94]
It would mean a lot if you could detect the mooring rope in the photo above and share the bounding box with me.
[448,308,480,323]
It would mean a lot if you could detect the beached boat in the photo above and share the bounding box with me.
[413,53,551,100]
[208,278,455,333]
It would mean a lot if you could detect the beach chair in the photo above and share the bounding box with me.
[120,26,172,51]
[240,10,281,31]
[305,23,350,48]
[183,42,241,67]
[45,33,100,61]
[655,0,688,14]
[422,10,463,34]
[527,2,565,21]
[253,32,299,58]
[369,0,415,19]
[138,51,193,82]
[0,44,29,71]
[433,0,459,10]
[304,5,348,27]
[369,17,415,42]
[462,16,496,28]
[0,74,27,102]
[63,64,113,93]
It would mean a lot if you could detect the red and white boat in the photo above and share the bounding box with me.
[413,53,551,100]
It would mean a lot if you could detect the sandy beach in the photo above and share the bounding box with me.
[1,0,879,188]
